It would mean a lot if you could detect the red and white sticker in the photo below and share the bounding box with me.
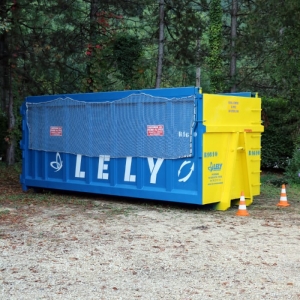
[147,125,164,136]
[50,126,62,136]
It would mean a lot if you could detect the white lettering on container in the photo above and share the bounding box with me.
[147,158,164,184]
[74,155,164,184]
[98,155,110,180]
[75,155,85,178]
[124,157,136,182]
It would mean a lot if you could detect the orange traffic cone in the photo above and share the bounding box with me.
[236,191,249,216]
[277,184,290,207]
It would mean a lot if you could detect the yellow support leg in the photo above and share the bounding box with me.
[214,132,239,210]
[242,131,253,206]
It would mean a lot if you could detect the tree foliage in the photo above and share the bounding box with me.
[0,0,300,169]
[241,0,300,168]
[208,0,223,93]
[113,34,143,88]
[261,97,295,169]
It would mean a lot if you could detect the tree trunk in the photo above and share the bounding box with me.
[6,70,15,165]
[86,0,98,92]
[155,0,165,88]
[0,0,8,112]
[230,0,238,92]
[0,5,15,164]
[196,66,201,88]
[196,39,201,88]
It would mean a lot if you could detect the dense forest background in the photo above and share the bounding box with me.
[0,0,299,181]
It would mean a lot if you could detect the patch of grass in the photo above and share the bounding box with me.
[261,171,289,187]
[286,183,300,203]
[260,182,280,200]
[254,172,300,214]
[260,172,300,199]
[104,205,137,217]
[0,209,10,216]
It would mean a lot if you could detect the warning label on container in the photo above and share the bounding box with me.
[147,125,164,136]
[50,126,62,136]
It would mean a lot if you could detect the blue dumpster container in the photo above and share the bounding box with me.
[20,87,263,210]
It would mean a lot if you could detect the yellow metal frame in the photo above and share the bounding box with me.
[214,132,253,210]
[202,94,264,210]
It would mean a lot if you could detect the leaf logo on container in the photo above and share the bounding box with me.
[50,152,63,172]
[178,161,194,182]
[208,162,222,172]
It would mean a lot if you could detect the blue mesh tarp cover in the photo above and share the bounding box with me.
[26,93,195,159]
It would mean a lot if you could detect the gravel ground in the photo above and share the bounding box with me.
[1,198,300,300]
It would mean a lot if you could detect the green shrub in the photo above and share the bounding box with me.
[285,137,300,184]
[261,97,295,169]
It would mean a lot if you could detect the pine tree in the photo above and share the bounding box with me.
[208,0,223,93]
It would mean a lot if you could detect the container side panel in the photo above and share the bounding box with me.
[202,94,263,209]
[20,87,204,206]
[203,94,263,130]
[247,132,262,196]
[32,151,44,179]
[202,133,227,204]
[228,132,262,199]
[22,151,202,205]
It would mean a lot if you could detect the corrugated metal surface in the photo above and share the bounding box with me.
[20,87,263,210]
